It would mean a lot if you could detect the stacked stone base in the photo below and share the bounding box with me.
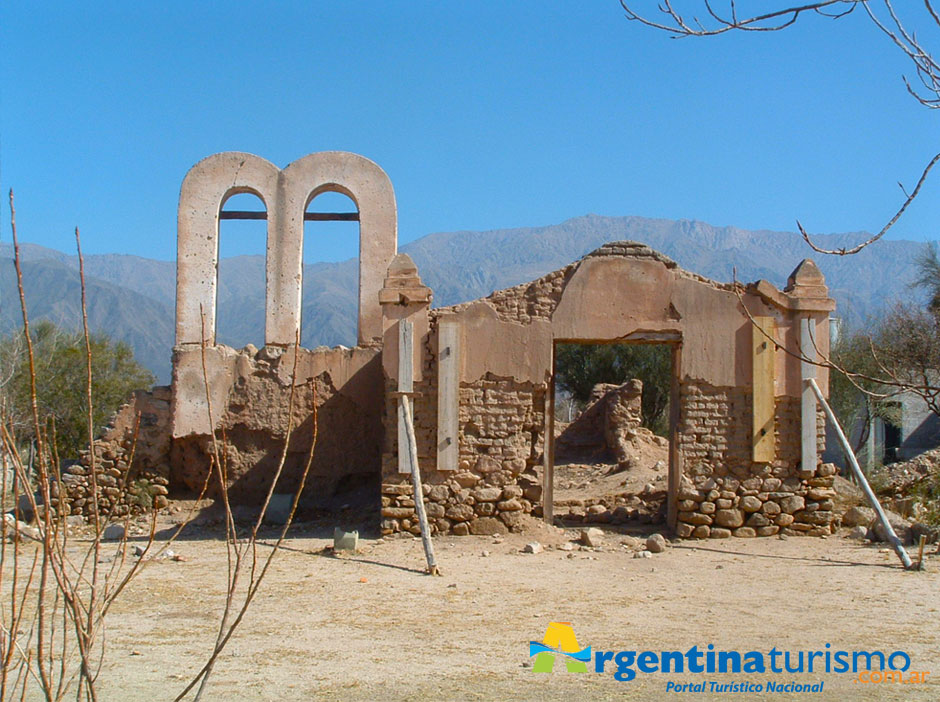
[676,462,838,539]
[555,491,666,525]
[59,387,172,520]
[60,452,169,519]
[381,469,542,536]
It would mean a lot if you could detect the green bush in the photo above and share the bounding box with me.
[555,343,672,436]
[0,320,154,461]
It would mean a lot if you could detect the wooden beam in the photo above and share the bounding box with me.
[218,210,360,221]
[401,394,439,575]
[808,378,912,570]
[397,320,414,475]
[800,316,818,476]
[752,316,776,463]
[436,317,459,471]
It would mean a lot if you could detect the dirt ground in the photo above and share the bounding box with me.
[553,449,668,506]
[553,416,670,521]
[36,513,935,702]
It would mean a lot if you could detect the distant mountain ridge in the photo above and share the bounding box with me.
[1,215,930,383]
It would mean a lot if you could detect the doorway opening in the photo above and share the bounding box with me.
[883,401,903,464]
[548,339,680,531]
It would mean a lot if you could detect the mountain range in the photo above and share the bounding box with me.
[0,215,930,384]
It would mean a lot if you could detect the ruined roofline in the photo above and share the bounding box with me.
[585,240,741,289]
[584,240,680,268]
[435,239,741,318]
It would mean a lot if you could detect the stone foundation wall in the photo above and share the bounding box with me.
[675,381,835,538]
[59,386,172,518]
[381,375,835,539]
[381,371,546,536]
[674,461,838,539]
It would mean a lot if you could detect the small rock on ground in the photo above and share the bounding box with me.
[580,527,604,547]
[646,533,667,553]
[847,525,869,541]
[102,524,125,541]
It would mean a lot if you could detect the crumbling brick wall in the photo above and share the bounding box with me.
[169,345,383,504]
[381,368,546,535]
[61,232,833,543]
[555,380,644,464]
[59,345,384,518]
[673,381,835,538]
[380,241,836,539]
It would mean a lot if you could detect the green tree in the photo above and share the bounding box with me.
[0,321,154,461]
[913,242,940,317]
[828,325,899,456]
[555,343,672,435]
[841,242,940,420]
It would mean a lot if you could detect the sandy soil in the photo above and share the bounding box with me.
[28,514,934,702]
[553,421,670,509]
[553,456,668,506]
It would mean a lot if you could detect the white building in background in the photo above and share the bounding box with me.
[823,389,940,469]
[823,317,939,469]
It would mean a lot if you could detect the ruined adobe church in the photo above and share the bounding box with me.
[62,151,838,539]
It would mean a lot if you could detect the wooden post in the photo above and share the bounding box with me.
[398,319,439,575]
[436,316,459,471]
[916,534,927,571]
[402,395,439,575]
[752,316,775,463]
[667,344,681,531]
[543,345,556,524]
[397,319,414,475]
[800,317,817,477]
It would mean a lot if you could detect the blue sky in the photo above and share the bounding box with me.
[1,1,938,262]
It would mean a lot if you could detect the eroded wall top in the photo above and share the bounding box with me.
[430,241,834,396]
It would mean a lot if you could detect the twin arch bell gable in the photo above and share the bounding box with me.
[175,150,397,349]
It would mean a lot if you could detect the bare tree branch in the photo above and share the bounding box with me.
[619,1,940,256]
[798,151,940,255]
[620,0,853,37]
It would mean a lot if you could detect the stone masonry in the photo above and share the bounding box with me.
[57,151,837,544]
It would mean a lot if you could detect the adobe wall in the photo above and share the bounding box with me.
[169,344,382,502]
[380,242,836,539]
[59,151,395,518]
[166,150,393,505]
[58,346,384,515]
[55,151,837,543]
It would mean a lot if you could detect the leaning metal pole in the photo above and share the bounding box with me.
[807,378,913,570]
